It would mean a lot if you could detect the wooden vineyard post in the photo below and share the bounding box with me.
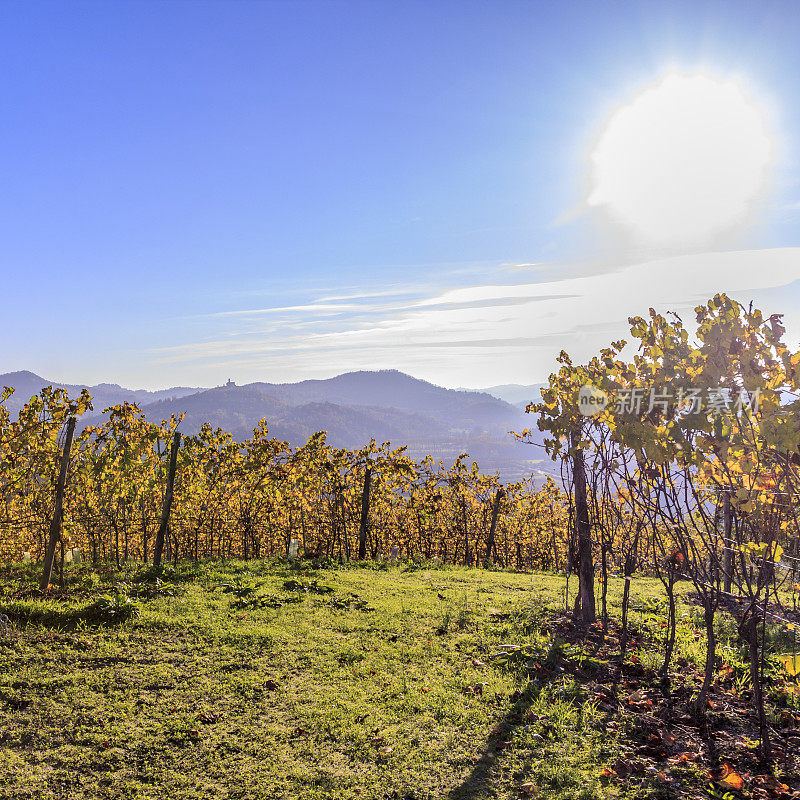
[357,466,372,560]
[40,417,77,592]
[462,497,472,567]
[483,487,504,568]
[571,427,596,624]
[153,431,181,569]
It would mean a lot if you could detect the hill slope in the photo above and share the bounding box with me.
[134,372,547,479]
[1,369,551,481]
[475,383,547,408]
[0,370,200,415]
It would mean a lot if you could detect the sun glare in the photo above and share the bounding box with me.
[588,73,774,248]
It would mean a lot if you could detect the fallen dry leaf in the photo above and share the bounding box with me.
[716,763,744,792]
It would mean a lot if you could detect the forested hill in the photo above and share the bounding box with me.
[0,370,200,415]
[476,383,547,409]
[248,370,521,426]
[0,369,551,481]
[134,372,549,481]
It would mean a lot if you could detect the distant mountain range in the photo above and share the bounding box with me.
[0,369,553,482]
[472,383,547,408]
[0,370,201,414]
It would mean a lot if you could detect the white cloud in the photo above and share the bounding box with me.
[316,289,417,302]
[206,303,359,318]
[155,248,800,387]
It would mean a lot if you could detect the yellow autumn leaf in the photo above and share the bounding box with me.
[779,653,800,677]
[718,763,744,791]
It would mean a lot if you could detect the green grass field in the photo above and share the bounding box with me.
[1,561,798,800]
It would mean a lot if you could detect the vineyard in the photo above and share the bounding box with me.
[0,388,568,573]
[2,292,800,798]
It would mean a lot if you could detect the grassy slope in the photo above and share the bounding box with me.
[0,562,796,800]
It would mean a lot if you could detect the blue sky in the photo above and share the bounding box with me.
[2,0,800,389]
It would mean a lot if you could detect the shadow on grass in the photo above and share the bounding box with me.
[446,681,539,800]
[0,593,139,629]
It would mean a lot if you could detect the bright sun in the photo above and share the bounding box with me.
[588,73,774,248]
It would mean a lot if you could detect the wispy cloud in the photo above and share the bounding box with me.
[316,289,418,302]
[206,303,359,318]
[551,202,588,228]
[153,248,800,387]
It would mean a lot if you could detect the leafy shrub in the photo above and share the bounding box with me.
[120,578,178,600]
[82,590,140,624]
[283,579,334,594]
[135,564,176,583]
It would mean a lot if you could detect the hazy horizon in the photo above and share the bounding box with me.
[0,365,543,396]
